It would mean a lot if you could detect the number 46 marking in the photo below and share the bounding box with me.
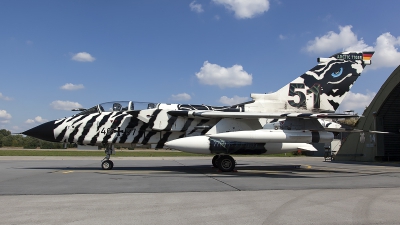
[288,83,321,109]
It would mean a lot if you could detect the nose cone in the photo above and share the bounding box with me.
[165,136,211,154]
[22,120,57,142]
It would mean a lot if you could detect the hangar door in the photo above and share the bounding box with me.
[377,83,400,160]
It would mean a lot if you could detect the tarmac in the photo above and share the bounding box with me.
[1,156,400,224]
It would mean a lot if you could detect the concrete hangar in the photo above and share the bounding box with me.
[336,65,400,162]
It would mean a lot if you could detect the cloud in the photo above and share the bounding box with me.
[50,100,83,111]
[25,119,35,124]
[305,25,364,54]
[279,34,287,40]
[71,52,96,62]
[0,93,12,101]
[304,25,400,69]
[60,83,85,91]
[219,95,250,105]
[196,61,252,88]
[26,40,33,45]
[189,1,204,13]
[0,110,12,120]
[340,91,376,114]
[366,33,400,69]
[25,116,48,124]
[171,93,192,101]
[34,116,47,123]
[213,0,270,19]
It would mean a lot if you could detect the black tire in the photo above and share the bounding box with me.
[217,155,235,172]
[102,160,114,170]
[109,160,114,169]
[212,155,220,168]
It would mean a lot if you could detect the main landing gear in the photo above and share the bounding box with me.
[212,155,236,172]
[101,145,115,170]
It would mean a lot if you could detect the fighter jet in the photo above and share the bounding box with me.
[22,51,374,171]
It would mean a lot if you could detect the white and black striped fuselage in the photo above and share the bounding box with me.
[53,108,221,148]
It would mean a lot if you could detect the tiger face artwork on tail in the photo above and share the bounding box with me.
[258,51,374,113]
[303,52,373,111]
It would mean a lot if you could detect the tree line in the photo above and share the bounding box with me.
[0,129,73,149]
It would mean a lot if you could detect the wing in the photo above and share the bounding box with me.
[167,110,360,119]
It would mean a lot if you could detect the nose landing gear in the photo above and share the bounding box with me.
[101,145,115,170]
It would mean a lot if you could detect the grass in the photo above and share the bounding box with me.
[0,150,203,157]
[0,149,302,157]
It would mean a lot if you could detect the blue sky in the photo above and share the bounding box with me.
[1,0,400,133]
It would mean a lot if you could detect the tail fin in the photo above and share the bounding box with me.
[249,51,374,113]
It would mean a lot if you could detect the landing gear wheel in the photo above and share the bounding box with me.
[102,160,114,170]
[212,155,220,168]
[217,155,235,172]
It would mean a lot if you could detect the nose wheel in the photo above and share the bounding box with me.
[101,160,114,170]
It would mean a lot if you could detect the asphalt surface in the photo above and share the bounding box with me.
[1,156,400,224]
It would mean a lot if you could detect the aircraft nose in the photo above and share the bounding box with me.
[22,120,57,142]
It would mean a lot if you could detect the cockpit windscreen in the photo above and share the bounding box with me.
[98,101,158,112]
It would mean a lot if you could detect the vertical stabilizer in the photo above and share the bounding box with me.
[248,51,374,113]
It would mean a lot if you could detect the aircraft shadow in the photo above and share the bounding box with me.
[20,164,360,179]
[326,160,400,167]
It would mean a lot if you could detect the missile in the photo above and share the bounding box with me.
[209,130,334,144]
[164,135,317,155]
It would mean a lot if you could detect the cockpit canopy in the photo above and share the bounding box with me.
[74,101,158,117]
